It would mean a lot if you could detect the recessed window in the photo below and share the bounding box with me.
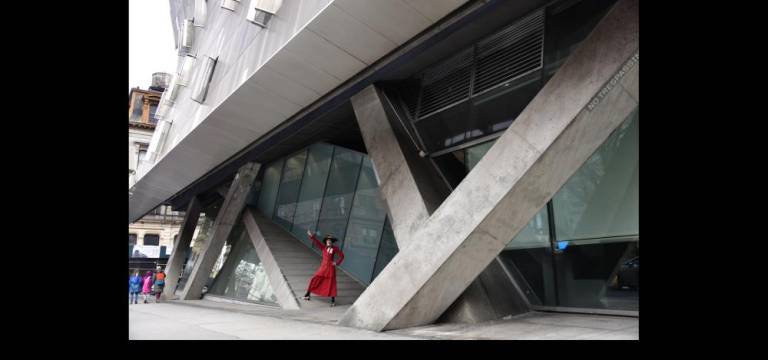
[221,0,240,11]
[144,234,160,246]
[129,233,137,245]
[149,104,158,124]
[191,56,218,103]
[178,55,196,86]
[163,75,181,103]
[193,0,207,27]
[180,19,195,53]
[247,0,283,28]
[129,94,143,122]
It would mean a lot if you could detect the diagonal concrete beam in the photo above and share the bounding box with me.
[338,0,638,331]
[242,208,301,310]
[350,86,443,248]
[179,162,261,300]
[352,84,524,324]
[161,196,202,300]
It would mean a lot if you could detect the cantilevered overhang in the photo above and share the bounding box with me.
[130,0,479,223]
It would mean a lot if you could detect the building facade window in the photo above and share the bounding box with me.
[148,104,158,124]
[129,94,143,122]
[129,233,137,245]
[466,108,639,311]
[143,234,160,246]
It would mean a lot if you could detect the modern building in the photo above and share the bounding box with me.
[129,0,638,331]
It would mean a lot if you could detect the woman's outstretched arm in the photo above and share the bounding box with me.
[307,230,323,250]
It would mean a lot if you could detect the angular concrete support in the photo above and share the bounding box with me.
[438,258,530,324]
[161,196,201,300]
[352,84,521,324]
[179,162,261,300]
[242,208,302,310]
[339,0,638,331]
[350,86,443,247]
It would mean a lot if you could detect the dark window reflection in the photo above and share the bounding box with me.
[315,148,364,249]
[274,150,308,230]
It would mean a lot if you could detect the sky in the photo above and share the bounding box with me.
[129,0,178,92]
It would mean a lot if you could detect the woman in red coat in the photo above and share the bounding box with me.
[302,229,345,307]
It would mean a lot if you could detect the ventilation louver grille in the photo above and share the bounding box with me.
[473,10,544,95]
[417,49,472,119]
[404,9,545,121]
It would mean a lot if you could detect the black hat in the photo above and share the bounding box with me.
[323,234,338,243]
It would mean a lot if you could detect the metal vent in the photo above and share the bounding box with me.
[417,48,473,119]
[221,0,240,11]
[399,9,546,121]
[180,19,195,53]
[473,10,544,95]
[191,56,218,104]
[194,0,207,27]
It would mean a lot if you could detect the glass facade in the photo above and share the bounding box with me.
[465,108,639,311]
[253,143,399,285]
[290,143,334,242]
[256,159,284,219]
[273,150,307,229]
[315,148,364,249]
[208,227,278,305]
[340,157,389,283]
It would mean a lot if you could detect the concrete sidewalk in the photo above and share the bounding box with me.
[389,311,639,340]
[128,301,638,340]
[129,302,423,340]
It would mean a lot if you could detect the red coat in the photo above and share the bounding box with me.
[306,234,345,297]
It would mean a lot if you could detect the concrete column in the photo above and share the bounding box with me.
[350,86,443,248]
[242,208,301,310]
[338,0,638,331]
[179,162,261,300]
[161,196,201,300]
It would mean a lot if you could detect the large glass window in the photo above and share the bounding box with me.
[553,110,638,241]
[549,109,638,310]
[273,150,308,230]
[315,148,364,249]
[208,225,278,305]
[143,234,160,246]
[371,217,399,281]
[208,220,244,282]
[130,94,143,122]
[340,157,388,284]
[257,159,284,219]
[291,143,334,246]
[447,106,638,312]
[149,104,158,124]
